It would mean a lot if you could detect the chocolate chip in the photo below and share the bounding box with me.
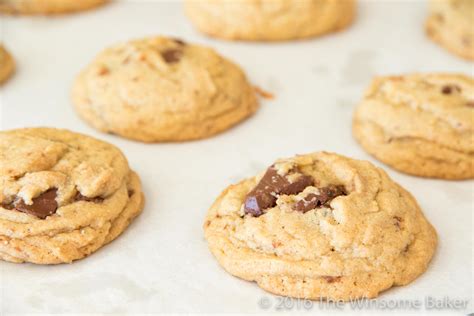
[161,49,183,63]
[244,167,314,217]
[441,84,461,94]
[127,189,135,197]
[322,276,341,283]
[14,189,58,219]
[294,185,346,213]
[466,101,474,107]
[74,192,104,203]
[172,38,186,46]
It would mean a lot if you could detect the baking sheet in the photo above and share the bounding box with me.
[0,0,472,314]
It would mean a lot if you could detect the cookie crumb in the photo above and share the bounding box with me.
[254,86,274,99]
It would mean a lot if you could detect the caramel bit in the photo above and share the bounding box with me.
[244,166,314,217]
[97,66,110,76]
[74,192,104,203]
[322,276,342,283]
[441,84,461,94]
[254,86,275,100]
[161,49,183,64]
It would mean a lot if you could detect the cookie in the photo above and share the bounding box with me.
[0,128,144,264]
[204,152,437,301]
[353,73,474,180]
[0,0,107,15]
[72,36,259,142]
[0,44,15,85]
[425,0,474,60]
[184,0,355,41]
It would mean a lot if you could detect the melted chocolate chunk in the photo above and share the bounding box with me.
[74,192,104,203]
[14,189,58,219]
[294,185,346,213]
[161,49,183,63]
[244,167,314,217]
[441,84,461,94]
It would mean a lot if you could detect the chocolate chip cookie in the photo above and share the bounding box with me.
[0,0,108,15]
[353,73,474,180]
[425,0,474,60]
[72,36,259,142]
[185,0,356,41]
[0,44,15,85]
[0,128,144,264]
[204,152,437,300]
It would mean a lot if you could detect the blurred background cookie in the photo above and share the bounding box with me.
[353,73,474,180]
[72,36,259,142]
[0,44,15,85]
[185,0,356,41]
[0,0,108,15]
[425,0,474,60]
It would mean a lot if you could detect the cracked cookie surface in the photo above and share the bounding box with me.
[425,0,474,60]
[0,0,107,15]
[353,73,474,179]
[0,44,15,85]
[72,36,259,142]
[0,128,144,264]
[185,0,355,41]
[204,152,437,300]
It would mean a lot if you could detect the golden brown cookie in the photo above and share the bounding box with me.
[0,128,144,264]
[425,0,474,60]
[353,73,474,180]
[184,0,356,41]
[0,0,108,15]
[204,152,437,300]
[0,44,15,85]
[72,36,259,142]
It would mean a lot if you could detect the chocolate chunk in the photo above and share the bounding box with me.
[74,192,104,203]
[280,174,314,196]
[14,189,58,219]
[441,84,461,94]
[161,49,183,63]
[294,185,346,213]
[322,276,341,283]
[244,167,314,217]
[127,189,135,197]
